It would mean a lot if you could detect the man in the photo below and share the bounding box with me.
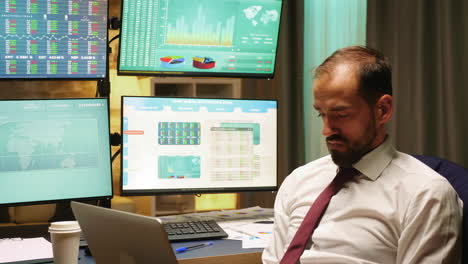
[262,46,462,263]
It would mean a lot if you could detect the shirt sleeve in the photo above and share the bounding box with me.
[262,175,294,264]
[396,178,463,264]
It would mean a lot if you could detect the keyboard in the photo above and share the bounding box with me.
[79,231,88,247]
[163,220,229,242]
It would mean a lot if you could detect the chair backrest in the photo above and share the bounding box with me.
[413,155,468,264]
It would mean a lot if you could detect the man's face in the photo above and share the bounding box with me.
[313,65,381,167]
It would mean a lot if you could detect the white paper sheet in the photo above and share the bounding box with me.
[242,235,270,248]
[0,237,53,263]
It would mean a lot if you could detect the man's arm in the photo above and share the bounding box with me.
[396,179,463,264]
[262,176,293,264]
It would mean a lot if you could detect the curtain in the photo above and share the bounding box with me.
[303,0,367,162]
[367,0,468,167]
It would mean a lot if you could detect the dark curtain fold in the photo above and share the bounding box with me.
[240,0,304,208]
[367,0,468,167]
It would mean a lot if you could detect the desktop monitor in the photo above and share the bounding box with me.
[118,0,283,78]
[0,98,113,206]
[121,96,277,195]
[0,0,108,79]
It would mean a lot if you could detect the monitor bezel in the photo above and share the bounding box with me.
[0,1,110,81]
[116,0,284,79]
[120,95,279,196]
[0,97,114,208]
[0,196,113,208]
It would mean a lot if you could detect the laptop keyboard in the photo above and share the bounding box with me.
[79,231,88,247]
[163,220,228,242]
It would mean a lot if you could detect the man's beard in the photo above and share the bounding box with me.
[329,140,373,168]
[327,126,377,168]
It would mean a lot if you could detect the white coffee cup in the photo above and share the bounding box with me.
[48,221,81,264]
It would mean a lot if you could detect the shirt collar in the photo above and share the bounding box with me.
[353,136,396,181]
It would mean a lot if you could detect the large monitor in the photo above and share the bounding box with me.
[121,96,277,195]
[118,0,283,78]
[0,0,108,79]
[0,98,113,207]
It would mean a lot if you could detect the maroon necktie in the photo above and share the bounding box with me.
[279,167,360,264]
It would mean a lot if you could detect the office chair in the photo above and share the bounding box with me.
[413,155,468,264]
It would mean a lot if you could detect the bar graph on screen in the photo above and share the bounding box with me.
[165,4,236,47]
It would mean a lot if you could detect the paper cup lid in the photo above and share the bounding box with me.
[49,221,81,233]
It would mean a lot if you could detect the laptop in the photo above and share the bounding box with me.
[71,201,178,264]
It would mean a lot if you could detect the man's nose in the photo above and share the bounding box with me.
[321,117,335,137]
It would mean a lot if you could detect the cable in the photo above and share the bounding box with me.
[111,148,121,163]
[109,34,120,45]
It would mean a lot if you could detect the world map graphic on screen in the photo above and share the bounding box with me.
[0,119,98,172]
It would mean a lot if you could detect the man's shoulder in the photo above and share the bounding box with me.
[389,151,456,191]
[392,151,442,177]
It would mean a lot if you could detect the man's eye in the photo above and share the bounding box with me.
[337,113,349,118]
[316,112,324,118]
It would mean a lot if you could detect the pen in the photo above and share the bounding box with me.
[254,220,274,224]
[175,241,214,253]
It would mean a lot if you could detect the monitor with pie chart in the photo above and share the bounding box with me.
[118,0,283,78]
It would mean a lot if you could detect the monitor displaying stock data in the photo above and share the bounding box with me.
[121,96,278,195]
[118,0,283,78]
[0,0,108,79]
[0,98,113,206]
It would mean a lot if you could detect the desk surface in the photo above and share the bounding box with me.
[0,224,263,264]
[2,241,262,264]
[173,239,263,263]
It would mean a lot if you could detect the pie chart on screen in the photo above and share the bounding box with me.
[160,56,185,68]
[192,56,216,69]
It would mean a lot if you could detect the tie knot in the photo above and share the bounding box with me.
[339,166,359,174]
[334,167,359,186]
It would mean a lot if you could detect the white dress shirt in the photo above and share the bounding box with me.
[262,138,463,264]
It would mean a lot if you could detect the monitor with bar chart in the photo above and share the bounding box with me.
[0,0,108,79]
[118,0,283,78]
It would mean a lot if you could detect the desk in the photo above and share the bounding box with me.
[173,239,262,264]
[0,225,263,264]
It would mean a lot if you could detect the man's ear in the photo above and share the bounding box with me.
[375,94,393,125]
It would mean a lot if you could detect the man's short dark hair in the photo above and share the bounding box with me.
[314,46,392,106]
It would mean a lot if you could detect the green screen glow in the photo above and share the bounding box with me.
[0,98,112,206]
[118,0,282,78]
